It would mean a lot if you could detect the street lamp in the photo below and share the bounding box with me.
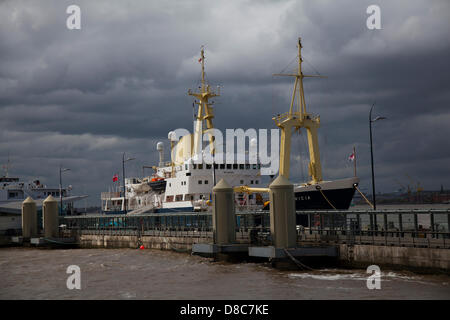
[59,166,70,215]
[122,153,135,213]
[369,103,387,211]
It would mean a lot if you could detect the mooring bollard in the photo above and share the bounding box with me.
[269,175,296,248]
[43,195,59,238]
[22,197,37,238]
[213,178,236,245]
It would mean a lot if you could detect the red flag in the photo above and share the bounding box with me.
[113,174,118,182]
[348,152,355,161]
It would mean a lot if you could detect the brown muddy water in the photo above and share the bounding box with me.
[0,247,449,299]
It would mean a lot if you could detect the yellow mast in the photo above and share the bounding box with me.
[273,37,326,184]
[188,47,220,156]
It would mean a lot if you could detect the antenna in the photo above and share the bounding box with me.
[188,47,220,158]
[3,154,11,177]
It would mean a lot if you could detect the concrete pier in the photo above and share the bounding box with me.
[22,197,37,238]
[9,207,448,273]
[43,195,58,238]
[339,244,450,271]
[268,175,296,248]
[212,179,236,245]
[192,179,248,257]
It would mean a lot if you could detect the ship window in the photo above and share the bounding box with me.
[246,164,250,169]
[185,164,188,170]
[186,172,191,176]
[257,164,261,169]
[255,180,259,184]
[220,164,225,169]
[193,164,197,169]
[253,164,257,169]
[166,196,174,202]
[206,164,211,169]
[251,180,254,184]
[198,180,202,184]
[198,164,203,169]
[8,192,18,198]
[226,164,232,169]
[175,195,183,201]
[233,164,238,169]
[205,180,208,184]
[239,164,244,169]
[214,164,218,169]
[240,180,244,184]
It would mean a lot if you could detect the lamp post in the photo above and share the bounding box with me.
[59,166,70,215]
[369,104,387,211]
[122,153,135,213]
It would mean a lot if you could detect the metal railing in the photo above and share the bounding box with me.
[60,209,450,248]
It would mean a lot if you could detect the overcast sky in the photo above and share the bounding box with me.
[1,0,449,206]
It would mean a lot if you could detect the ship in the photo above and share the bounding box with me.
[101,48,268,214]
[0,162,88,234]
[273,37,359,210]
[101,38,359,215]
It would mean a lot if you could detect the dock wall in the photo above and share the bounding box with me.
[77,233,449,272]
[79,234,211,252]
[339,244,450,271]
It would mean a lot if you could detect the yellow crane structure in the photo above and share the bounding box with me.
[394,179,407,193]
[188,47,220,156]
[406,174,424,202]
[171,47,220,166]
[272,37,326,183]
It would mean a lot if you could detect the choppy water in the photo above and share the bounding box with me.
[0,248,449,299]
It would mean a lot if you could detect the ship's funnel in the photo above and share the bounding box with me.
[157,141,164,167]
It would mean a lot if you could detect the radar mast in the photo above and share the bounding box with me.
[188,47,220,157]
[273,37,326,184]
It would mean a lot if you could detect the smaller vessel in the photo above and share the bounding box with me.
[0,162,88,234]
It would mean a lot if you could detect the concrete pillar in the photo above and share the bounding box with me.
[269,175,296,248]
[212,179,235,244]
[22,197,37,238]
[43,195,59,238]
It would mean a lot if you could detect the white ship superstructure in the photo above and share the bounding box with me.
[0,165,88,234]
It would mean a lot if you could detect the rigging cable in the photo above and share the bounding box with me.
[316,186,337,210]
[354,184,374,209]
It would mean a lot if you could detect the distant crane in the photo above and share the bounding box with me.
[393,178,411,202]
[406,174,423,203]
[393,179,406,193]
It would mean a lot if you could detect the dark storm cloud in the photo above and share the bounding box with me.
[1,0,449,205]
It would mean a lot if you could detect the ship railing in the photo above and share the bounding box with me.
[101,192,122,199]
[296,209,450,249]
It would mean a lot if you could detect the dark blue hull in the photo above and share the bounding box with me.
[295,187,356,210]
